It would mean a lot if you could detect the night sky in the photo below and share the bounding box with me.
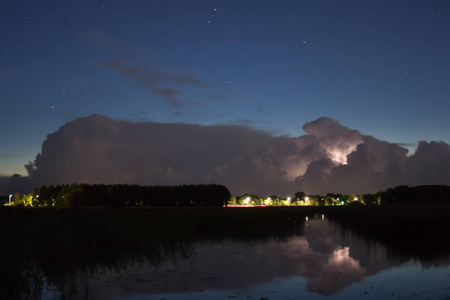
[1,1,450,195]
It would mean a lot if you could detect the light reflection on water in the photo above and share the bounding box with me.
[53,217,450,300]
[2,208,450,300]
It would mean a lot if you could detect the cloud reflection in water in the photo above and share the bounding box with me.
[74,218,397,299]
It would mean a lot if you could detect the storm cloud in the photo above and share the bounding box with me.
[20,115,450,196]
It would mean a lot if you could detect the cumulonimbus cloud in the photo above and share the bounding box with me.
[13,115,450,196]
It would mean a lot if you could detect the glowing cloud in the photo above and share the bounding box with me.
[9,114,450,196]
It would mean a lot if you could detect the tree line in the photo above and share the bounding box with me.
[230,185,450,206]
[6,184,450,208]
[9,183,231,207]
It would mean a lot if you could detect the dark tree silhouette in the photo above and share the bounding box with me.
[29,183,231,207]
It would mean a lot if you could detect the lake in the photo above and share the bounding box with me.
[1,206,450,299]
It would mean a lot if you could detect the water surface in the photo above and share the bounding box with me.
[2,208,450,299]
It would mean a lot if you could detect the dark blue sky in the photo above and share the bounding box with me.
[1,0,449,176]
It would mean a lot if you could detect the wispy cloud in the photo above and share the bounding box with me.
[101,60,206,107]
[83,30,143,55]
[102,61,206,87]
[152,88,181,108]
[83,31,207,108]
